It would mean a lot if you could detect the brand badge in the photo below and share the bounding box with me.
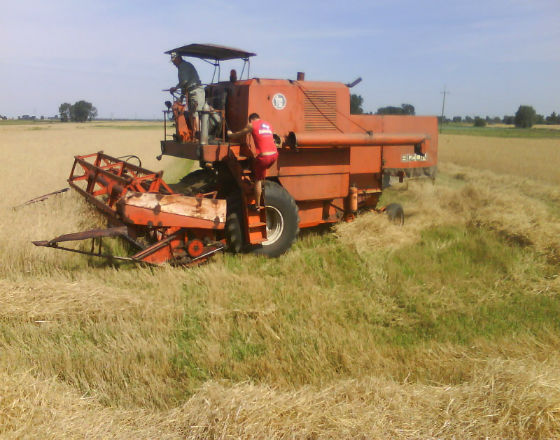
[272,93,287,110]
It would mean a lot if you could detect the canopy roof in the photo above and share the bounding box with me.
[165,43,256,61]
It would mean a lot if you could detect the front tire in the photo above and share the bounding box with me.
[225,196,244,253]
[252,181,299,257]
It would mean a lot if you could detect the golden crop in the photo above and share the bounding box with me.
[1,123,559,438]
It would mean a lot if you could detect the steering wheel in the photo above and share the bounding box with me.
[162,88,184,102]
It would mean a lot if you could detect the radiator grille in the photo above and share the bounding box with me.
[304,90,337,131]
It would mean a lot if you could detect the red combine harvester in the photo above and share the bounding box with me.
[34,44,437,265]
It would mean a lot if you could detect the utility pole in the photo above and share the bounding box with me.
[440,86,450,133]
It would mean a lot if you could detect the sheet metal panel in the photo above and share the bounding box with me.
[279,173,349,201]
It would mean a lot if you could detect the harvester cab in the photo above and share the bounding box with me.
[32,43,438,266]
[161,43,256,145]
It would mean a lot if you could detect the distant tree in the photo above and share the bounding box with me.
[464,116,473,123]
[514,105,536,128]
[350,94,364,115]
[503,115,514,125]
[376,103,415,115]
[546,111,560,124]
[474,117,487,127]
[452,116,462,123]
[401,103,415,115]
[535,114,545,124]
[59,102,72,122]
[377,106,401,115]
[70,100,98,122]
[491,116,501,124]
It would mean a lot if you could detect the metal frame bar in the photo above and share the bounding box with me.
[35,151,226,266]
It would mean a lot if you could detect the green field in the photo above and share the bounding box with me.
[441,122,560,138]
[5,119,560,138]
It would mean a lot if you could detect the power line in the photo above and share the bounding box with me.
[440,86,450,132]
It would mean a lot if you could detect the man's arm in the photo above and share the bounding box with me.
[227,123,252,141]
[170,79,188,94]
[169,80,186,94]
[170,64,189,94]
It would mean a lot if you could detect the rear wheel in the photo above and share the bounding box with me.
[385,203,404,226]
[252,181,299,257]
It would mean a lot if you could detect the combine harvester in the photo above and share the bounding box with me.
[34,44,438,266]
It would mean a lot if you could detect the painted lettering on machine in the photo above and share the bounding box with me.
[401,153,429,163]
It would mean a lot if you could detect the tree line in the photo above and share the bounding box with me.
[59,101,97,122]
[449,106,559,128]
[350,95,559,129]
[350,96,416,116]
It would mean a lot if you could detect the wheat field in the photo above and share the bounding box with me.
[1,122,559,438]
[439,134,560,185]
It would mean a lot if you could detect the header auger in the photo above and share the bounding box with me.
[33,43,438,266]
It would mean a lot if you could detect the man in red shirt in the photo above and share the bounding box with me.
[228,113,278,210]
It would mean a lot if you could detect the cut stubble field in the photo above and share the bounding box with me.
[1,122,559,438]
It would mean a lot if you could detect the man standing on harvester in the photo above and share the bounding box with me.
[169,51,205,133]
[228,113,278,211]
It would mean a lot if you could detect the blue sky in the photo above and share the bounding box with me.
[1,0,558,119]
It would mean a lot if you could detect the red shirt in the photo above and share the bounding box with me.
[251,119,277,155]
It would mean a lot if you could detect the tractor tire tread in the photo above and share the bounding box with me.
[252,180,299,257]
